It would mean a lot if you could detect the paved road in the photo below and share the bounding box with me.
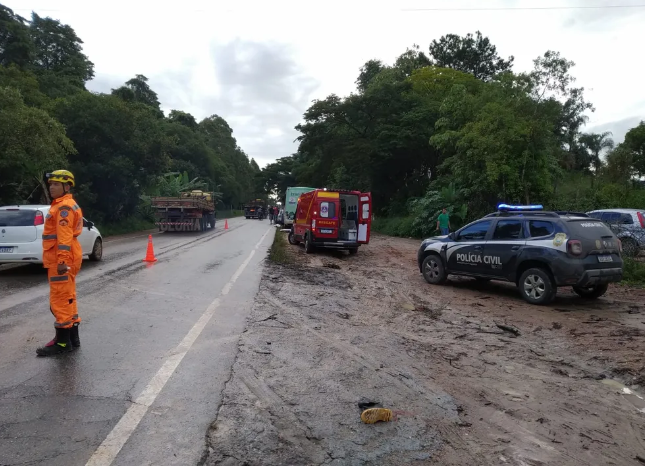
[0,218,275,466]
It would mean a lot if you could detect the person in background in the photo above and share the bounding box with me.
[436,208,451,236]
[268,205,274,224]
[273,206,279,224]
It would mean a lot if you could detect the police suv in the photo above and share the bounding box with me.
[417,205,624,305]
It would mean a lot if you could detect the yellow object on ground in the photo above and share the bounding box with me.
[360,408,393,424]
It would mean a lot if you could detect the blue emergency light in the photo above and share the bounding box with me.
[497,203,544,211]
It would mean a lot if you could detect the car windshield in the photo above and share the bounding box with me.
[0,210,36,227]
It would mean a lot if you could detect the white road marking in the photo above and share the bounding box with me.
[85,227,272,466]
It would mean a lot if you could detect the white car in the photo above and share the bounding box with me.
[0,205,103,264]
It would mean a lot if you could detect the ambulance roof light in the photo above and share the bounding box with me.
[497,204,544,211]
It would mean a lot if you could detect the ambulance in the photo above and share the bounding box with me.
[288,189,372,254]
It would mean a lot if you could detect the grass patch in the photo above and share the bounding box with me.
[372,216,420,238]
[622,257,645,287]
[100,217,156,237]
[269,230,292,265]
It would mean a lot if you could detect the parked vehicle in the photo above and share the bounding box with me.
[151,190,216,232]
[0,205,103,264]
[586,209,645,257]
[289,189,372,254]
[244,199,266,219]
[283,187,315,227]
[417,204,624,305]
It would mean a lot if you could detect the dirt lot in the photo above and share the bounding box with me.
[203,232,645,466]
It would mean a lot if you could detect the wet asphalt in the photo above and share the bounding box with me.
[0,218,275,466]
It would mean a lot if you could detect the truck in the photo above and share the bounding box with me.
[283,187,315,227]
[289,188,372,254]
[151,190,216,232]
[244,199,266,219]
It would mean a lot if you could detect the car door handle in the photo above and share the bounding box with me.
[511,246,520,251]
[473,246,483,250]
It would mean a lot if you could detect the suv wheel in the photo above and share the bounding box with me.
[621,238,639,257]
[572,284,609,299]
[422,255,447,285]
[519,268,555,305]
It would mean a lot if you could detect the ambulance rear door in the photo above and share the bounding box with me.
[358,192,372,244]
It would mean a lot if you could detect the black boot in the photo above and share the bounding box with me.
[36,327,73,356]
[43,323,80,349]
[70,323,80,348]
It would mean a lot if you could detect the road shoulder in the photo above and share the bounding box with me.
[204,233,645,465]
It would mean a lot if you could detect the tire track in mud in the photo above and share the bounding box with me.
[258,292,488,465]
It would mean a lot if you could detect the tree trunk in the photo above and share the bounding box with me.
[37,177,51,204]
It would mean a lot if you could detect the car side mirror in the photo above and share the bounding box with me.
[87,221,94,230]
[449,232,456,240]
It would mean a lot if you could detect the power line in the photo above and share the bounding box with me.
[401,4,645,12]
[10,3,645,13]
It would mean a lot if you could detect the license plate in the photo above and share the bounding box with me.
[319,229,333,234]
[0,247,14,253]
[598,255,613,263]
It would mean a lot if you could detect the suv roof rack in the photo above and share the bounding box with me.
[484,211,560,218]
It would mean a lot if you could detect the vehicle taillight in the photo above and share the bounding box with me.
[34,211,44,226]
[618,239,623,253]
[312,219,316,229]
[567,239,582,255]
[638,211,645,228]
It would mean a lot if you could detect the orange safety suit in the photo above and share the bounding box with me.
[42,193,83,329]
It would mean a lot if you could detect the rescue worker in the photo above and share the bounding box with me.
[36,170,84,357]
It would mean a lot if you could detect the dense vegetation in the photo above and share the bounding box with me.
[259,33,645,239]
[0,4,262,229]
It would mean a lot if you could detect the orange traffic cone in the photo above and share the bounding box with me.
[142,234,157,262]
[224,219,229,230]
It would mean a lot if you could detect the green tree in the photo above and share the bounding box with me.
[579,131,614,177]
[0,86,75,203]
[168,110,198,129]
[28,12,94,97]
[0,4,33,68]
[53,92,171,221]
[428,31,514,81]
[0,64,48,107]
[112,74,163,116]
[623,121,645,177]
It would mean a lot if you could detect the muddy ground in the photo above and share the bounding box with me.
[203,233,645,466]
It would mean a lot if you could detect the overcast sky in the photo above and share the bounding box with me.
[7,0,645,167]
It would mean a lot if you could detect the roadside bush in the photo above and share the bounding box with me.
[372,216,417,237]
[622,258,645,287]
[269,231,291,264]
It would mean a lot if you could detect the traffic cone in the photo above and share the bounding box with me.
[142,235,157,262]
[224,219,229,230]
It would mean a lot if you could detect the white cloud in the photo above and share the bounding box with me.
[6,0,645,165]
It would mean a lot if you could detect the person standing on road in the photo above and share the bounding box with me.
[268,205,274,224]
[436,208,451,236]
[36,170,84,357]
